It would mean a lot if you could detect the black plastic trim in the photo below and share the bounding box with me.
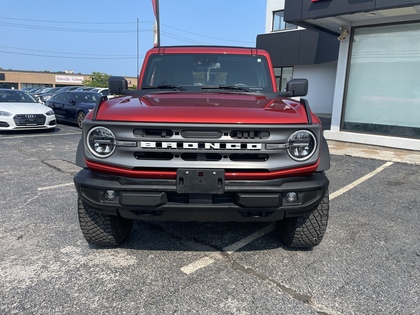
[73,168,329,222]
[300,98,312,125]
[92,95,108,121]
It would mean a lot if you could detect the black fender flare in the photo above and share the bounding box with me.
[317,136,330,171]
[75,137,87,168]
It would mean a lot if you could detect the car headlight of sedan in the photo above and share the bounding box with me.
[286,130,317,161]
[87,126,116,158]
[0,111,13,117]
[45,109,54,116]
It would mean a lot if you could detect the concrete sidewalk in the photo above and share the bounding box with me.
[317,114,420,165]
[328,140,420,165]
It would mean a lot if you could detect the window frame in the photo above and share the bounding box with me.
[273,67,294,92]
[272,10,298,32]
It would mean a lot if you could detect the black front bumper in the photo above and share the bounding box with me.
[74,169,329,222]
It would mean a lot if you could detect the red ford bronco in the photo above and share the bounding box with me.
[74,46,330,249]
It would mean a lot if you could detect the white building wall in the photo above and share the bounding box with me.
[264,0,336,116]
[293,62,337,115]
[265,0,285,33]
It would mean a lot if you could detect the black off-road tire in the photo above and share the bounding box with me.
[277,193,329,249]
[77,197,133,246]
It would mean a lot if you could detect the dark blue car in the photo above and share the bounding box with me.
[46,91,101,128]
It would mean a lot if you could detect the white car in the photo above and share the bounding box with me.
[0,89,56,131]
[90,88,110,96]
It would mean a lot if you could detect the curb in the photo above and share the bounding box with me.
[327,140,420,166]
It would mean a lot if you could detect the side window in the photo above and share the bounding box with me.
[54,93,65,102]
[84,93,96,103]
[272,11,298,31]
[55,92,73,104]
[62,93,72,103]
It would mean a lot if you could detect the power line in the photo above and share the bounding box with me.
[0,50,139,60]
[0,45,136,57]
[0,16,152,25]
[0,16,256,63]
[160,31,209,45]
[161,23,255,44]
[0,16,254,43]
[0,21,151,34]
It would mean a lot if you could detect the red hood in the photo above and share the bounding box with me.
[92,92,309,124]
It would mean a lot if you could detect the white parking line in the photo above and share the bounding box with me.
[180,161,394,275]
[181,224,276,274]
[38,183,74,191]
[180,257,216,275]
[330,161,393,200]
[0,132,80,140]
[222,224,275,254]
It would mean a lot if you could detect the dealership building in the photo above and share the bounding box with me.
[258,0,420,151]
[0,70,136,90]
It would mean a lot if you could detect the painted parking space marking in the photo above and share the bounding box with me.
[180,224,276,274]
[222,224,276,254]
[180,161,394,275]
[180,256,216,275]
[330,161,393,200]
[181,224,276,274]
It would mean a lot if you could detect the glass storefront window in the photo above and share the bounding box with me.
[272,11,298,32]
[343,22,420,139]
[274,67,293,91]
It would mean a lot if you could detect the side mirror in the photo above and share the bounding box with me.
[285,79,308,97]
[108,76,128,95]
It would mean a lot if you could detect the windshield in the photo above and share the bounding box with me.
[0,90,38,103]
[141,53,274,93]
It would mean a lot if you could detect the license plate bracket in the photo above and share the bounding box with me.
[176,169,225,194]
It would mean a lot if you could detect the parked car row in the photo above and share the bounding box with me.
[26,86,109,104]
[0,87,105,131]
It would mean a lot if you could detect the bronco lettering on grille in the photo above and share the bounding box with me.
[140,141,262,150]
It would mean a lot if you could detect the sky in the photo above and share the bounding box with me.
[0,0,267,77]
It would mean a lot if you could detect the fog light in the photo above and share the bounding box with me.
[104,190,117,201]
[285,192,298,203]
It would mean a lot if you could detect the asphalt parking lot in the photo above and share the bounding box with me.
[0,124,419,315]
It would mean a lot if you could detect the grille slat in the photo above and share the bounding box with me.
[133,128,174,138]
[231,130,270,139]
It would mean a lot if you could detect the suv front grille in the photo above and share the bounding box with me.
[84,122,322,171]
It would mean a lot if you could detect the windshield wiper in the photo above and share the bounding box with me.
[142,85,186,91]
[201,85,251,92]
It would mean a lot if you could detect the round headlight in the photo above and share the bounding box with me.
[286,130,317,161]
[87,126,116,158]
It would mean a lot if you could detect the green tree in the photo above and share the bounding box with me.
[83,72,110,88]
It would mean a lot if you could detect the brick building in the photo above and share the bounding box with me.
[0,70,136,90]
